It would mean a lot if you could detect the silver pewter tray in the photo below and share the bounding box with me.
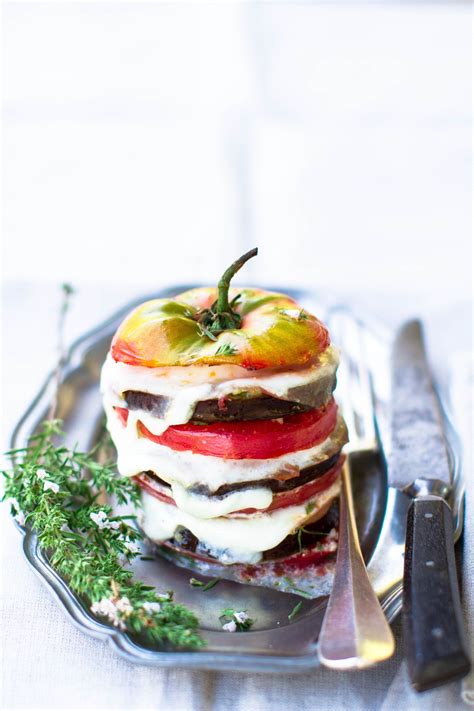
[10,288,463,672]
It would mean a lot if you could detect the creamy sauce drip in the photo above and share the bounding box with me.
[105,399,346,491]
[100,346,339,435]
[140,479,341,564]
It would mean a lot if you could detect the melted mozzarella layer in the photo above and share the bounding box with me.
[100,346,339,434]
[168,481,273,519]
[105,399,346,491]
[140,478,341,564]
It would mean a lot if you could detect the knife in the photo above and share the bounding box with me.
[390,320,471,691]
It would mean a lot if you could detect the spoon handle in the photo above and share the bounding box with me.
[318,457,395,669]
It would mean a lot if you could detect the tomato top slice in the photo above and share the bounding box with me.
[116,398,337,459]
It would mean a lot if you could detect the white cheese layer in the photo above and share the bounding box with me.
[100,345,339,435]
[140,478,341,564]
[105,399,346,492]
[163,480,273,519]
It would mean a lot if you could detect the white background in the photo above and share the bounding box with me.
[2,3,472,710]
[3,2,472,299]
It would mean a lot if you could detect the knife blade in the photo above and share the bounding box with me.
[389,320,470,691]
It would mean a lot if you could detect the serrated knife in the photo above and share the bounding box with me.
[390,320,471,691]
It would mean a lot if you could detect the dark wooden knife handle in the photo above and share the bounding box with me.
[403,496,471,691]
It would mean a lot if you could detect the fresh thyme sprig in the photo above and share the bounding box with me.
[2,283,203,649]
[2,420,204,649]
[48,283,75,421]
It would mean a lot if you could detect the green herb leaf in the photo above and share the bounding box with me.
[288,601,303,621]
[190,577,221,592]
[2,420,204,649]
[282,576,313,599]
[296,525,326,551]
[197,323,218,341]
[215,343,237,356]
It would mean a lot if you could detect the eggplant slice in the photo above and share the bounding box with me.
[124,371,336,423]
[136,450,342,498]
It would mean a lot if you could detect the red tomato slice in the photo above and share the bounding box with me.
[115,406,129,427]
[115,399,337,459]
[269,544,336,572]
[159,536,335,570]
[134,474,175,506]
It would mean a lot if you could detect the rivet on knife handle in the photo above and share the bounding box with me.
[403,497,471,691]
[318,458,395,669]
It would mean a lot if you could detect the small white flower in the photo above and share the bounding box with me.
[36,468,48,480]
[115,596,133,615]
[156,592,171,602]
[90,511,108,528]
[222,620,237,632]
[7,497,25,524]
[43,480,60,494]
[143,601,161,614]
[90,596,128,629]
[122,537,140,554]
[91,596,117,618]
[90,511,119,530]
[233,611,249,624]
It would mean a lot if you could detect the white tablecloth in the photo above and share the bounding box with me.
[1,282,472,710]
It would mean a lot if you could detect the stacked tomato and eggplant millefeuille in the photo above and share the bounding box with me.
[101,250,348,597]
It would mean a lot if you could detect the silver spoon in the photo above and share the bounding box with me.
[319,310,395,668]
[318,458,395,668]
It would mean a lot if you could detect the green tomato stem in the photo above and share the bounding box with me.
[197,247,258,337]
[215,247,258,320]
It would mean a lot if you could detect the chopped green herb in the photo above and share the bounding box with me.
[282,576,313,599]
[215,342,237,356]
[288,601,303,621]
[305,501,316,515]
[190,577,221,592]
[288,587,312,600]
[297,527,303,552]
[296,526,326,551]
[197,323,218,341]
